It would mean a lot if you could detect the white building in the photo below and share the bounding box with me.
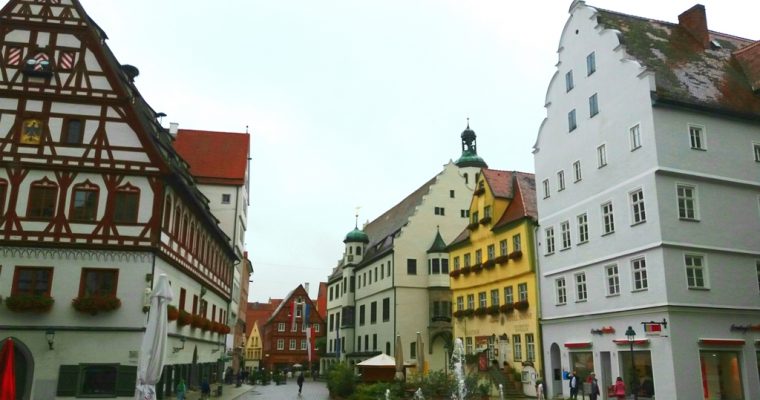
[323,125,487,373]
[534,2,760,399]
[0,1,236,398]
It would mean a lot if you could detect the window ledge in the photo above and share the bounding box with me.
[688,287,710,291]
[556,303,566,307]
[575,299,587,303]
[605,293,620,298]
[679,218,700,223]
[598,164,607,169]
[631,146,641,152]
[630,220,646,227]
[577,240,588,246]
[601,231,615,237]
[631,288,648,293]
[560,247,571,252]
[690,147,707,152]
[545,252,555,256]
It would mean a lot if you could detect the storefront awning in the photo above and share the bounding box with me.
[698,338,745,346]
[563,342,592,349]
[612,338,649,346]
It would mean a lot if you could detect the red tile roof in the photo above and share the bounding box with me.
[174,129,250,185]
[481,169,513,199]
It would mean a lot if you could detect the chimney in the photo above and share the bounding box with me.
[678,4,710,48]
[169,122,179,136]
[304,282,310,296]
[734,42,760,93]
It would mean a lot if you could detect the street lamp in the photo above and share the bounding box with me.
[625,326,638,400]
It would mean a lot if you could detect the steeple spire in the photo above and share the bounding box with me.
[455,119,488,168]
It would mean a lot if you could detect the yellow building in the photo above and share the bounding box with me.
[244,320,264,369]
[448,169,541,389]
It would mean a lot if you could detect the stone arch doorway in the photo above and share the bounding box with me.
[549,342,562,399]
[1,336,34,400]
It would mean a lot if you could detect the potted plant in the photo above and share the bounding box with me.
[449,269,461,278]
[178,310,192,326]
[476,381,491,399]
[514,300,529,311]
[500,303,514,313]
[5,294,54,313]
[167,305,179,321]
[71,295,121,315]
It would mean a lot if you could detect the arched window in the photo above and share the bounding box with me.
[113,183,139,223]
[69,180,99,222]
[163,196,172,230]
[181,214,189,244]
[0,178,8,216]
[27,177,58,219]
[188,222,195,254]
[173,206,181,236]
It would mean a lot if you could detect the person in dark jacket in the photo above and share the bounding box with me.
[588,372,600,400]
[297,371,305,395]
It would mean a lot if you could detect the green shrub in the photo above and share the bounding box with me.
[350,381,403,400]
[327,362,357,398]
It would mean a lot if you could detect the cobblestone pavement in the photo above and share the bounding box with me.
[237,380,329,400]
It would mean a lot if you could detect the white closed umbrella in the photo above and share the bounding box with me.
[135,274,174,400]
[394,334,404,381]
[416,332,425,375]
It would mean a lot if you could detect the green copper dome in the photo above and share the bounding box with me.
[344,227,369,244]
[455,122,488,168]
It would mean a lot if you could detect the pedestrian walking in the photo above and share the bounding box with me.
[175,378,187,400]
[569,370,579,399]
[588,372,600,400]
[613,376,626,400]
[200,379,211,400]
[536,379,544,400]
[297,371,305,396]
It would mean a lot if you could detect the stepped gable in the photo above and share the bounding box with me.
[361,176,437,262]
[594,5,760,118]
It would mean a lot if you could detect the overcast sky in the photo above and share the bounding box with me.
[79,0,758,302]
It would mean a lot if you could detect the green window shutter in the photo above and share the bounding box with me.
[56,365,80,397]
[115,365,138,396]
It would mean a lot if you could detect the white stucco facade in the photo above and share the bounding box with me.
[534,2,760,399]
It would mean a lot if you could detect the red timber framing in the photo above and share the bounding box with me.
[0,0,236,300]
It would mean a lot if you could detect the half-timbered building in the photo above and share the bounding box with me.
[0,1,237,398]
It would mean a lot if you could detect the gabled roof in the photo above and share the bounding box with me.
[593,5,760,118]
[481,169,513,199]
[174,130,250,185]
[447,170,536,248]
[493,172,537,229]
[361,175,438,262]
[265,285,324,326]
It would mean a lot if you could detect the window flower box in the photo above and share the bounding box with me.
[488,305,500,315]
[495,255,509,265]
[220,325,231,334]
[508,250,523,260]
[5,294,54,313]
[178,310,192,326]
[449,269,461,278]
[499,303,514,313]
[514,300,529,311]
[483,259,496,269]
[71,295,121,315]
[461,266,472,275]
[453,310,465,319]
[471,263,483,273]
[463,309,475,317]
[474,188,485,196]
[479,217,492,225]
[167,305,179,321]
[474,307,488,316]
[467,222,479,230]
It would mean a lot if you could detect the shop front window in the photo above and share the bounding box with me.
[569,351,594,383]
[619,350,654,398]
[701,350,743,400]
